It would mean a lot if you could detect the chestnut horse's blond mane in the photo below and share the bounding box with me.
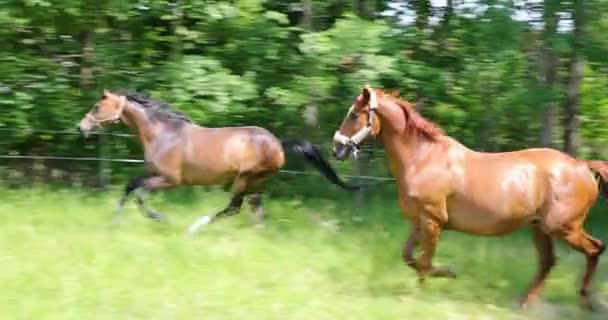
[376,90,444,141]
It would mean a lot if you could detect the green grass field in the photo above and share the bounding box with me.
[0,185,607,319]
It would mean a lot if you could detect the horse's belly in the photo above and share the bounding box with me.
[181,165,238,185]
[446,206,535,236]
[445,162,546,235]
[446,193,542,235]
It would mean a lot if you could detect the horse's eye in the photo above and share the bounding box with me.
[349,112,359,120]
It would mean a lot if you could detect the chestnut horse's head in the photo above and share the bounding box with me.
[79,89,127,137]
[332,86,381,160]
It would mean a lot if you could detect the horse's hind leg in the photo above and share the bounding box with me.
[187,175,248,234]
[560,228,605,310]
[214,193,245,219]
[244,173,270,224]
[214,172,270,221]
[247,193,265,224]
[520,226,556,308]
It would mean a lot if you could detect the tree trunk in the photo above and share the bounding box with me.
[413,0,430,31]
[442,0,453,30]
[300,0,320,135]
[564,0,584,155]
[79,1,109,187]
[354,0,372,19]
[540,52,557,147]
[301,0,313,30]
[169,3,184,61]
[540,0,559,148]
[79,30,95,89]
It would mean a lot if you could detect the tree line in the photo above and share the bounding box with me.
[1,1,608,183]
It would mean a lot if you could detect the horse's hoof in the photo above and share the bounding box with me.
[429,266,457,278]
[149,212,167,222]
[251,215,265,227]
[579,296,596,312]
[518,297,534,310]
[187,216,211,235]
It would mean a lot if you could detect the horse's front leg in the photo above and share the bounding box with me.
[116,175,175,223]
[403,223,420,268]
[415,201,456,281]
[114,176,146,224]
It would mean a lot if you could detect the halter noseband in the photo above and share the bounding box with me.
[85,96,126,126]
[333,88,378,156]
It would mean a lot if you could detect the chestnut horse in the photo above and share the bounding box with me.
[79,89,356,233]
[332,86,606,309]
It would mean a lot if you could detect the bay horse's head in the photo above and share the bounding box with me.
[332,86,381,160]
[79,89,127,137]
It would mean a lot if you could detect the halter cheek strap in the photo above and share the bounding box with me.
[333,89,378,148]
[86,96,127,126]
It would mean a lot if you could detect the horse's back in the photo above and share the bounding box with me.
[180,125,284,184]
[223,126,285,171]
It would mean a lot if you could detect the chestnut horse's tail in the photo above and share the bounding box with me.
[281,139,359,191]
[586,160,608,200]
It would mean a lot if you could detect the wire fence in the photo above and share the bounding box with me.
[0,128,396,183]
[0,127,134,137]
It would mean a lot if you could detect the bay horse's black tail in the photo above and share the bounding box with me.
[586,160,608,200]
[281,139,359,191]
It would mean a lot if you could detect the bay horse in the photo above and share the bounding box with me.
[332,86,606,309]
[78,89,356,233]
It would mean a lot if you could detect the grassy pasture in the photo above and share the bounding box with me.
[0,185,606,319]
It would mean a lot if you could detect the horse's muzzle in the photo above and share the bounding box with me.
[78,117,101,138]
[78,123,93,138]
[332,143,353,161]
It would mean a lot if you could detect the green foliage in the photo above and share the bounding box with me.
[580,65,608,158]
[162,56,258,124]
[2,0,608,178]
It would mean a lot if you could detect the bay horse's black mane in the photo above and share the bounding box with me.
[114,89,192,124]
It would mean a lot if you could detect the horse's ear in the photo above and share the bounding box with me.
[361,85,372,102]
[103,89,111,98]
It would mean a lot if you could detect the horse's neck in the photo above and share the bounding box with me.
[376,101,416,174]
[380,133,424,174]
[379,103,441,179]
[121,103,160,149]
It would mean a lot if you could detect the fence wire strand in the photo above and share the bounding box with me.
[0,155,396,181]
[0,128,134,137]
[0,127,395,182]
